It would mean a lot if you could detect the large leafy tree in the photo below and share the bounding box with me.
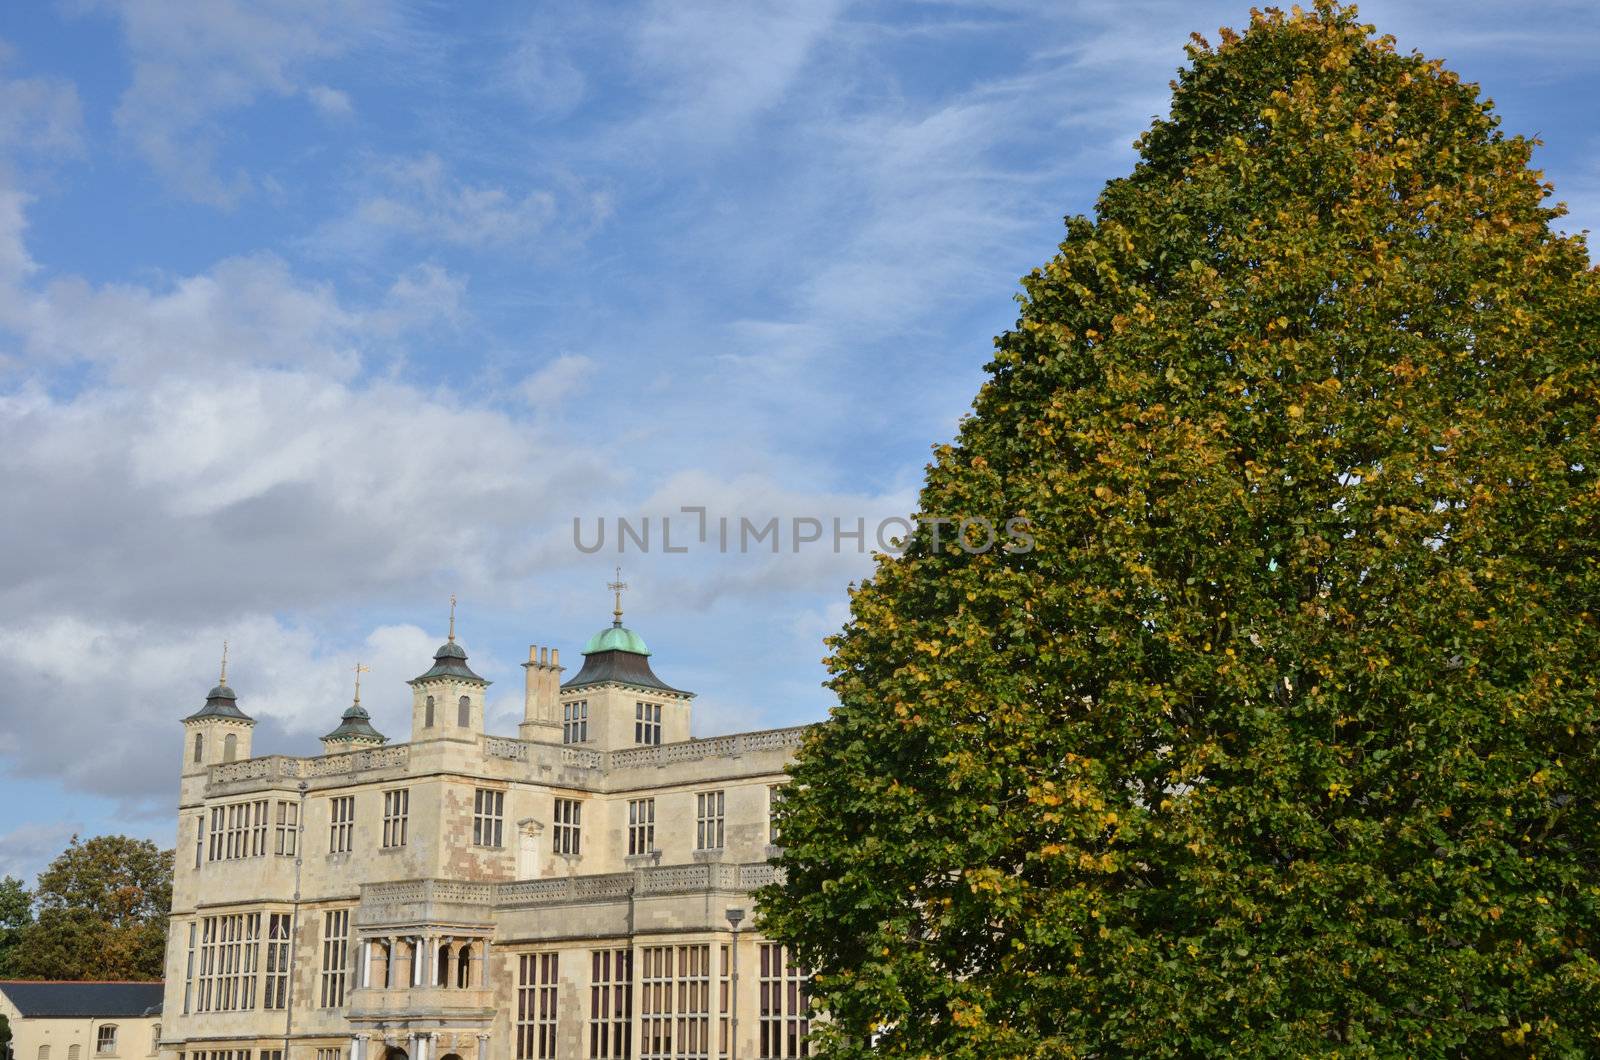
[761,4,1600,1056]
[0,874,31,976]
[7,836,172,981]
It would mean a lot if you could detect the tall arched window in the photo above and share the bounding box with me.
[457,943,472,988]
[425,695,435,728]
[458,695,470,727]
[193,732,204,762]
[436,943,451,987]
[222,733,237,762]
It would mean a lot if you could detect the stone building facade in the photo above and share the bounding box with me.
[161,607,811,1060]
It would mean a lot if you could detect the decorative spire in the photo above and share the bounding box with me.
[608,566,628,628]
[448,593,457,642]
[352,661,370,705]
[219,639,229,684]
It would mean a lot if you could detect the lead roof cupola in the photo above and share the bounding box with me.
[561,570,688,695]
[409,595,489,685]
[183,641,254,723]
[322,662,387,745]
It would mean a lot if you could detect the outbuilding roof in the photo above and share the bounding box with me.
[0,980,164,1018]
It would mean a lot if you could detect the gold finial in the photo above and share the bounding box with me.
[608,566,628,626]
[448,593,457,642]
[219,640,229,684]
[352,661,371,705]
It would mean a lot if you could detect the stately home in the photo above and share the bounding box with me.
[162,598,811,1060]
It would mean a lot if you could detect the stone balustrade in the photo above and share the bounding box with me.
[210,745,411,785]
[207,726,806,793]
[360,862,785,916]
[605,726,809,770]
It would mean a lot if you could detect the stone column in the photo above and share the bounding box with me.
[629,941,643,1060]
[360,939,372,989]
[475,1034,488,1060]
[349,1034,364,1060]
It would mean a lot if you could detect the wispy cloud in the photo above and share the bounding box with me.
[0,39,84,160]
[83,0,400,205]
[312,153,613,256]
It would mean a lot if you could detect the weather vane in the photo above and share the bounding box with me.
[219,639,229,684]
[608,566,628,625]
[352,661,371,705]
[448,593,457,642]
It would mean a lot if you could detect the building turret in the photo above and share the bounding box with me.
[181,642,254,774]
[410,597,490,742]
[322,662,387,754]
[554,572,693,750]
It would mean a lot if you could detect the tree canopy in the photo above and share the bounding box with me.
[0,875,30,976]
[5,836,171,981]
[761,4,1600,1056]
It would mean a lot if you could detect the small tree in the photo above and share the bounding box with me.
[761,4,1600,1056]
[8,836,172,981]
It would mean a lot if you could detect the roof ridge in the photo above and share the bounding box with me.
[0,979,164,984]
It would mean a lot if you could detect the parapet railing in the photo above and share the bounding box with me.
[482,737,604,769]
[359,863,782,912]
[363,878,497,906]
[605,726,809,770]
[211,745,410,784]
[208,725,809,788]
[494,861,782,907]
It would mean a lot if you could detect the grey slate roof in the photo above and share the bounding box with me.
[410,640,487,684]
[182,682,254,724]
[0,980,164,1018]
[321,702,387,744]
[561,648,690,695]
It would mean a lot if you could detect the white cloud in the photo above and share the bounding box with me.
[377,263,468,331]
[305,83,354,118]
[0,822,83,884]
[518,353,593,411]
[1,252,363,379]
[0,186,34,285]
[0,613,474,814]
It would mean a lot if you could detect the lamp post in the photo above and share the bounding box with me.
[725,907,745,1060]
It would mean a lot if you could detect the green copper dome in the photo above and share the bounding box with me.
[582,623,651,656]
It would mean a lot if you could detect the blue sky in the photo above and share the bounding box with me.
[0,0,1595,884]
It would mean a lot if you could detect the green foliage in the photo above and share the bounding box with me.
[0,874,31,976]
[6,836,172,981]
[760,4,1600,1056]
